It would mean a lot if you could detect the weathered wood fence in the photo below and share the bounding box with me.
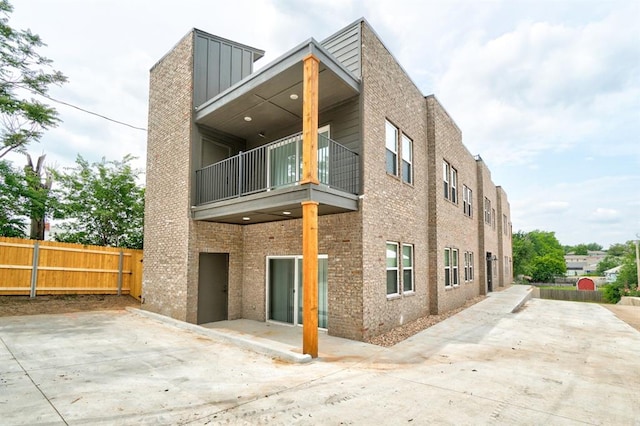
[538,288,604,303]
[0,237,142,299]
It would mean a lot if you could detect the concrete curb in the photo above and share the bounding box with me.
[511,285,534,313]
[126,308,312,364]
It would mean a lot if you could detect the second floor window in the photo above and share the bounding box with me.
[463,185,473,217]
[443,161,458,203]
[484,197,492,224]
[385,121,398,175]
[401,134,413,184]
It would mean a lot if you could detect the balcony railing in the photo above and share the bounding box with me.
[196,132,359,205]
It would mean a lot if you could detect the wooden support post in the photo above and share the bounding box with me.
[302,200,319,358]
[301,54,319,185]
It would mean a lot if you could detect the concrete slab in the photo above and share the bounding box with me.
[0,285,638,425]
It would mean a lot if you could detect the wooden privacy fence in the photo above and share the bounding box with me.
[538,288,604,303]
[0,237,143,299]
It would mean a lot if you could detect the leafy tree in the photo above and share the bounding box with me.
[530,254,566,283]
[0,159,26,236]
[606,243,628,257]
[513,231,534,276]
[24,153,52,239]
[596,256,621,276]
[512,230,566,282]
[0,0,66,158]
[51,155,144,249]
[603,241,639,303]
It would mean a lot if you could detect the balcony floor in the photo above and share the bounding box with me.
[192,183,358,224]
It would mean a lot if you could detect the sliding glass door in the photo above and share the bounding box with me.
[268,256,328,329]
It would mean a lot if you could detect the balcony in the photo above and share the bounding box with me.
[193,133,359,224]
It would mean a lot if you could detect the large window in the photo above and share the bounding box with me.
[401,134,413,184]
[463,185,473,217]
[443,160,458,203]
[464,251,474,282]
[444,248,451,288]
[387,241,415,296]
[452,249,459,286]
[385,121,398,175]
[484,197,492,224]
[443,162,450,199]
[402,244,414,292]
[445,247,460,287]
[451,167,458,203]
[386,242,399,295]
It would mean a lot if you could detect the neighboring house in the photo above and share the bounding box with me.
[142,18,513,343]
[564,251,606,276]
[604,265,622,283]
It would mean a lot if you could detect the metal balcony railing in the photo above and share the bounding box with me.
[195,132,359,205]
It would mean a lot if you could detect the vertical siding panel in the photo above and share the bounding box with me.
[193,35,209,106]
[207,40,221,100]
[231,46,242,84]
[219,43,232,92]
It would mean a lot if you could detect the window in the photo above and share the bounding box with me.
[463,185,473,217]
[443,160,458,203]
[386,242,399,295]
[402,244,414,292]
[387,242,415,296]
[445,248,460,287]
[401,134,413,184]
[443,161,450,199]
[492,208,496,229]
[385,121,398,175]
[452,249,459,286]
[484,197,491,224]
[503,214,508,233]
[464,251,474,282]
[451,167,458,203]
[444,248,451,288]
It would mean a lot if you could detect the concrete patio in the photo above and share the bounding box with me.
[1,285,638,425]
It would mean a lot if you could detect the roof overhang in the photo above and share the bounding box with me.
[194,38,360,140]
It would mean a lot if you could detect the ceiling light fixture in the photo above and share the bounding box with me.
[282,211,291,215]
[289,94,299,100]
[242,217,251,221]
[244,116,252,122]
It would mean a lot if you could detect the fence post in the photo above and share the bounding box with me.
[117,250,123,296]
[30,241,40,299]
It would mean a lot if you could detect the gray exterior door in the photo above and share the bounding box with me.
[197,253,229,324]
[486,252,493,293]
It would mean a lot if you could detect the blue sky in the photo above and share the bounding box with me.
[7,0,639,248]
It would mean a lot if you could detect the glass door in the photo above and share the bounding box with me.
[268,256,328,329]
[268,258,295,324]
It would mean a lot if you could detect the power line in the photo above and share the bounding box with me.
[30,90,147,132]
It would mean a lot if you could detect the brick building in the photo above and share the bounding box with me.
[143,18,513,342]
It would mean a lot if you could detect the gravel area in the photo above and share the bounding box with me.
[366,295,486,347]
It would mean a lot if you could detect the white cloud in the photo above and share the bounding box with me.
[589,208,621,224]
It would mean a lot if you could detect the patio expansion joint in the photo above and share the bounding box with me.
[0,336,69,425]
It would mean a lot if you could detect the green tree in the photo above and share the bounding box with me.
[0,159,26,236]
[24,153,52,239]
[512,230,566,282]
[513,231,534,276]
[596,256,621,276]
[51,155,144,249]
[603,241,639,303]
[606,243,629,257]
[0,0,66,158]
[530,254,567,283]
